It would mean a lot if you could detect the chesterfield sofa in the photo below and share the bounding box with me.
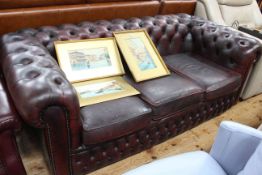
[0,13,261,175]
[0,76,26,175]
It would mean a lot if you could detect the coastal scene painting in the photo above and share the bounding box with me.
[126,37,156,71]
[68,47,112,71]
[77,80,124,99]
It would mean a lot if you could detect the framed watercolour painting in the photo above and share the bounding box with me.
[114,29,170,82]
[55,38,124,83]
[73,76,139,106]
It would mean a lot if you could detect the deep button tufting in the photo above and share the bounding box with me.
[20,58,33,65]
[106,26,112,31]
[123,25,128,30]
[153,21,157,26]
[14,47,28,53]
[166,19,174,25]
[10,36,25,42]
[211,28,217,32]
[89,28,95,33]
[49,33,55,38]
[198,22,204,27]
[26,70,40,79]
[226,42,232,49]
[224,33,231,38]
[239,40,247,46]
[40,61,53,68]
[69,31,76,36]
[37,52,46,56]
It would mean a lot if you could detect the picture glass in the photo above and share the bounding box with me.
[114,29,170,82]
[73,76,139,106]
[55,38,124,83]
[68,47,112,71]
[126,37,156,71]
[77,80,124,99]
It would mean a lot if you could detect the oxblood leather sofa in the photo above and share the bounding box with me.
[0,76,26,175]
[0,13,261,175]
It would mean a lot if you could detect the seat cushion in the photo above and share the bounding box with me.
[165,53,242,100]
[126,74,204,120]
[81,96,152,145]
[123,151,227,175]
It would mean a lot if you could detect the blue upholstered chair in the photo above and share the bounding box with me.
[123,121,262,175]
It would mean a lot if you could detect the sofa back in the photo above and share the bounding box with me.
[1,14,190,63]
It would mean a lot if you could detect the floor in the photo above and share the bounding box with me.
[19,94,262,175]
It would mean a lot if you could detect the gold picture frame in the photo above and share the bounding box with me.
[73,76,139,106]
[113,29,170,82]
[55,38,139,107]
[55,38,125,83]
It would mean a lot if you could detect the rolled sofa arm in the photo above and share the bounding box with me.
[189,17,262,85]
[0,33,80,129]
[210,121,262,175]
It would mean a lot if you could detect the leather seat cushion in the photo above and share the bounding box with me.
[165,53,242,100]
[126,74,204,120]
[81,96,152,145]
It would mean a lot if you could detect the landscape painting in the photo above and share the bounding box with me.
[68,47,112,71]
[77,80,124,99]
[126,37,156,71]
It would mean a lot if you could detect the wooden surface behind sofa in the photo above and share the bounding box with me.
[0,0,196,35]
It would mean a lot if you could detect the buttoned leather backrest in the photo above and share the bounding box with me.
[12,14,189,58]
